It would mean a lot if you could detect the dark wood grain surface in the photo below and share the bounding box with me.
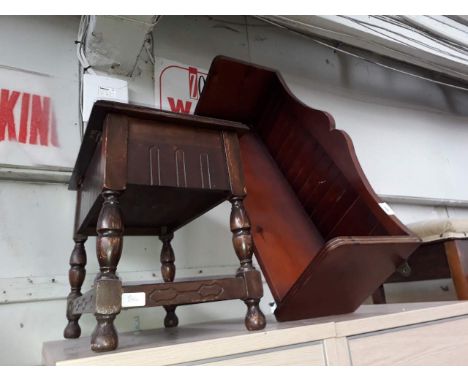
[196,56,420,320]
[69,100,249,190]
[66,95,265,352]
[382,239,468,302]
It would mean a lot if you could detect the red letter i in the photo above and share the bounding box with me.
[19,92,30,143]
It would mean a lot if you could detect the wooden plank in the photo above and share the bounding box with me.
[127,120,230,191]
[102,113,128,190]
[49,321,335,366]
[42,301,468,366]
[123,276,248,307]
[323,337,351,366]
[348,316,468,365]
[222,131,245,196]
[200,343,325,366]
[386,241,451,283]
[0,266,243,305]
[335,301,468,337]
[445,240,468,299]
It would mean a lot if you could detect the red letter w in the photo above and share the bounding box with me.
[167,97,192,114]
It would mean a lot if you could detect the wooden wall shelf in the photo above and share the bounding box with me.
[195,56,420,320]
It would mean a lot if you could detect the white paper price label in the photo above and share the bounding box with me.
[122,292,146,308]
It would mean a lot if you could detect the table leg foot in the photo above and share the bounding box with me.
[91,314,118,352]
[244,298,266,331]
[164,305,179,328]
[64,320,81,339]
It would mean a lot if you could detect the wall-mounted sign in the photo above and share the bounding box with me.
[155,58,208,115]
[0,89,58,146]
[0,67,80,169]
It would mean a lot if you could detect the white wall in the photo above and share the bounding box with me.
[0,15,467,365]
[0,16,274,366]
[0,16,81,168]
[153,16,468,210]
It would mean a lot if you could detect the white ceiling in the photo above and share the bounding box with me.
[261,15,468,83]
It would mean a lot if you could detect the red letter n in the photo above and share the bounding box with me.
[0,89,20,141]
[29,95,50,146]
[167,97,192,114]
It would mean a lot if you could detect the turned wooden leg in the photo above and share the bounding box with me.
[445,240,468,300]
[159,231,178,328]
[230,196,266,331]
[371,284,387,304]
[64,236,87,338]
[91,190,124,352]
